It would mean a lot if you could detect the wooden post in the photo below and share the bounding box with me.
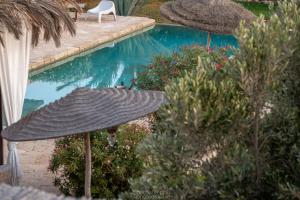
[84,132,91,198]
[0,86,3,165]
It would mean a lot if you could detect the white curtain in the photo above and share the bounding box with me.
[0,27,32,185]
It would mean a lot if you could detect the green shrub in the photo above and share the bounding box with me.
[49,124,148,198]
[261,2,300,198]
[124,45,247,200]
[235,1,275,19]
[125,1,300,199]
[136,45,232,91]
[112,0,146,16]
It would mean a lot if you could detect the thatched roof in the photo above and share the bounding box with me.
[2,88,166,141]
[160,0,256,34]
[0,0,79,47]
[0,184,90,200]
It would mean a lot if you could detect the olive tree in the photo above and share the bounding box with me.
[124,1,300,199]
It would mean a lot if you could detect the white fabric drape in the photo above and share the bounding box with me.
[0,27,32,185]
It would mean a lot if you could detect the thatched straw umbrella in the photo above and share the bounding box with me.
[2,87,166,198]
[160,0,256,47]
[0,0,79,168]
[0,183,90,200]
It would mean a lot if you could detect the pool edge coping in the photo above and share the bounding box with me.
[29,18,156,74]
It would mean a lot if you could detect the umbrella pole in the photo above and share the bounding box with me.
[207,32,211,51]
[84,132,91,198]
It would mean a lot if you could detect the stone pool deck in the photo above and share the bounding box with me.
[3,139,58,194]
[30,14,155,71]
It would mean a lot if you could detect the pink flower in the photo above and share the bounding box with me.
[207,47,212,53]
[216,63,223,70]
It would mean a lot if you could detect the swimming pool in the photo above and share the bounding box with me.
[24,25,238,115]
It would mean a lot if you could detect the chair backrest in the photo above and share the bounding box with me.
[99,1,114,10]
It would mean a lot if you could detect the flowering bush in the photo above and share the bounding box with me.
[135,45,233,91]
[49,124,149,198]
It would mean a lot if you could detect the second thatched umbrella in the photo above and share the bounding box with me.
[2,87,166,198]
[160,0,256,48]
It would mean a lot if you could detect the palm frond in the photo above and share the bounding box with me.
[0,0,80,47]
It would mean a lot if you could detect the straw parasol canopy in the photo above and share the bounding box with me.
[160,0,256,34]
[0,183,90,200]
[2,88,165,141]
[2,87,166,197]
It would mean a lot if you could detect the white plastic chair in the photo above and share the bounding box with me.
[86,1,117,23]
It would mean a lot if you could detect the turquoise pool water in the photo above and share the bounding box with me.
[24,25,237,115]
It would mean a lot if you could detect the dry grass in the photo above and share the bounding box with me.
[81,0,100,10]
[81,0,171,23]
[133,0,172,23]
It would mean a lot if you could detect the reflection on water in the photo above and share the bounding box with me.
[24,25,238,115]
[23,99,44,116]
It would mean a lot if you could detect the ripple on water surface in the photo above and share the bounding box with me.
[24,25,238,115]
